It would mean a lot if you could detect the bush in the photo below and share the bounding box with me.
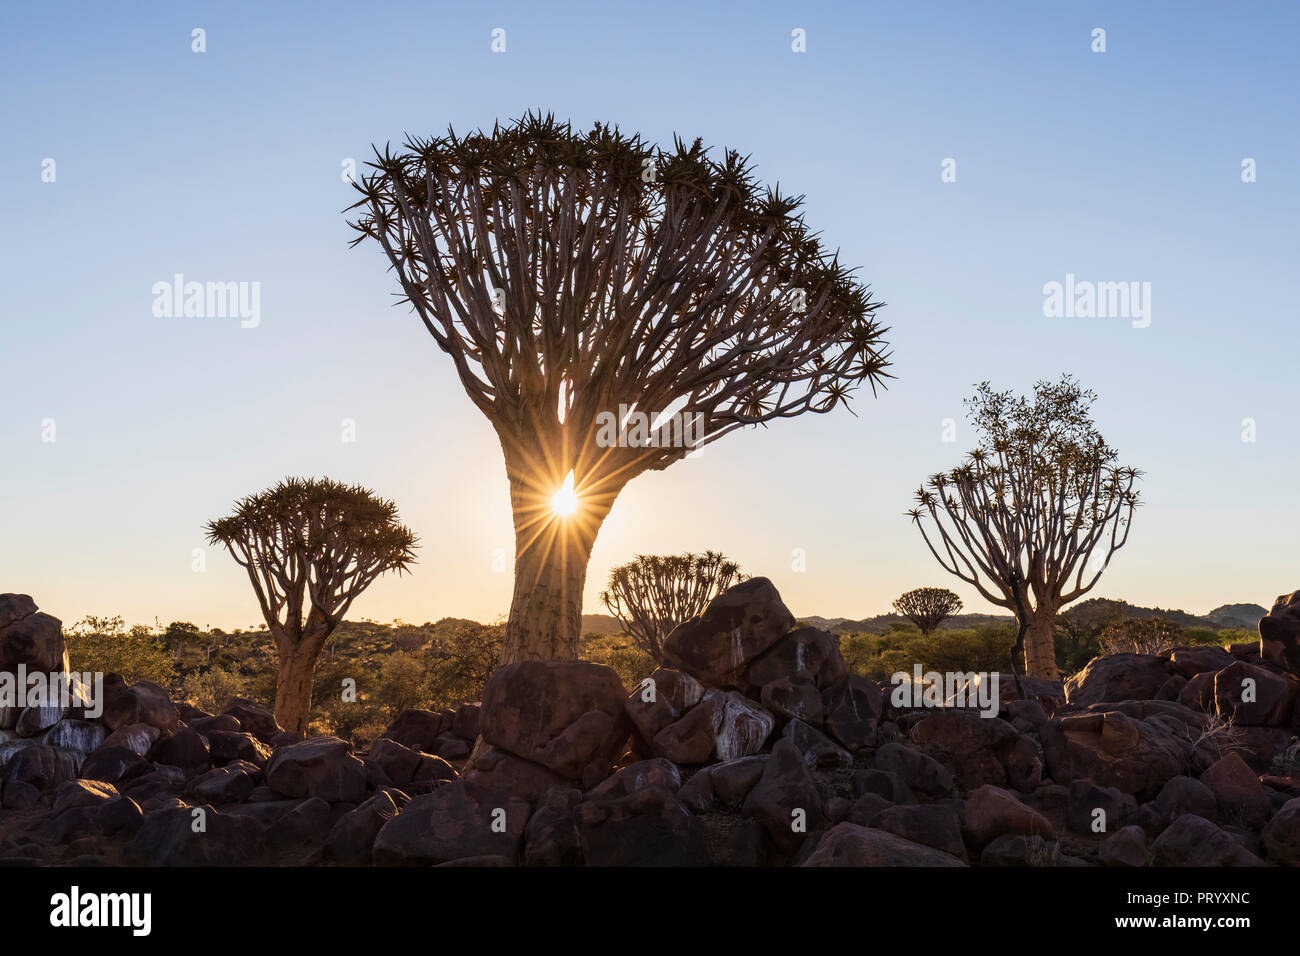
[841,624,1017,681]
[178,665,253,714]
[66,615,177,688]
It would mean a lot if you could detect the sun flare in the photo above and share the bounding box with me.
[550,470,579,517]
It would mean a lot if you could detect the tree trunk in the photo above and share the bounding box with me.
[501,527,595,664]
[497,431,628,666]
[1023,605,1061,680]
[273,646,319,734]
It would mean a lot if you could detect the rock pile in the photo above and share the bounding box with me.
[4,581,1300,867]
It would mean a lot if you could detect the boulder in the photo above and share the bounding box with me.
[207,731,272,768]
[1213,661,1298,726]
[575,787,710,866]
[781,719,851,769]
[1153,775,1217,824]
[874,742,953,797]
[624,667,706,744]
[801,823,967,867]
[709,755,768,804]
[963,785,1055,849]
[911,711,1037,790]
[220,698,282,744]
[380,708,446,753]
[1066,779,1127,834]
[742,739,825,855]
[452,702,481,741]
[1040,709,1194,800]
[760,677,824,727]
[480,660,628,788]
[126,804,266,865]
[98,722,159,757]
[4,744,77,790]
[743,626,847,691]
[523,788,585,867]
[1167,646,1235,679]
[1262,796,1300,865]
[148,726,211,773]
[1150,814,1241,866]
[821,675,883,751]
[1200,752,1273,828]
[372,780,529,866]
[325,790,402,865]
[1098,825,1147,867]
[264,737,367,803]
[866,803,966,860]
[1064,653,1173,707]
[41,719,107,769]
[661,578,795,687]
[100,676,179,733]
[0,603,65,672]
[1260,591,1300,676]
[463,744,571,804]
[188,760,260,804]
[851,769,917,805]
[587,758,681,801]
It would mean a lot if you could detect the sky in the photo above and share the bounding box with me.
[2,1,1298,631]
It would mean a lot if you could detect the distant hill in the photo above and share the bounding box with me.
[582,613,623,635]
[586,599,1265,640]
[799,597,1265,635]
[1205,603,1267,629]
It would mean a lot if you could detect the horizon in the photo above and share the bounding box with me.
[4,1,1299,630]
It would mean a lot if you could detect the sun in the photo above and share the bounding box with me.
[550,470,579,517]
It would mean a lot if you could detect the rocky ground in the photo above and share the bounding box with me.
[3,582,1300,867]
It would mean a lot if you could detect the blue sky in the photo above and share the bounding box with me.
[2,0,1297,630]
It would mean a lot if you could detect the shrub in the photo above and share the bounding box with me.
[65,615,177,688]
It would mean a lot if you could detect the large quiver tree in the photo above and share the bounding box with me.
[349,114,890,664]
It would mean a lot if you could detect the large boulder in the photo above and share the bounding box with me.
[743,626,847,692]
[651,689,772,764]
[821,675,883,752]
[264,737,367,803]
[575,786,710,866]
[1040,708,1195,800]
[1262,796,1300,865]
[0,596,65,672]
[743,738,825,855]
[1260,591,1300,676]
[220,698,282,744]
[1200,752,1273,828]
[911,711,1039,790]
[325,790,403,865]
[1064,654,1173,707]
[963,785,1055,849]
[801,823,967,867]
[463,744,574,804]
[126,804,266,866]
[480,660,629,789]
[99,676,179,733]
[661,578,795,688]
[380,708,447,753]
[1212,661,1298,726]
[624,667,705,746]
[372,780,529,866]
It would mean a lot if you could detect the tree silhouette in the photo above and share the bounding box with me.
[600,551,746,659]
[349,114,890,664]
[907,376,1140,682]
[206,477,417,733]
[892,587,963,635]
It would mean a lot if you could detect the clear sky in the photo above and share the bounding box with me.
[2,1,1297,631]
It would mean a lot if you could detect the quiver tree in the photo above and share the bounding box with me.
[892,587,963,635]
[907,376,1140,681]
[206,477,417,733]
[600,551,746,659]
[349,113,889,665]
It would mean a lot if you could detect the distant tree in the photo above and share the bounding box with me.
[205,477,418,733]
[892,587,963,635]
[908,376,1141,682]
[1098,617,1182,657]
[349,113,890,665]
[599,551,746,659]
